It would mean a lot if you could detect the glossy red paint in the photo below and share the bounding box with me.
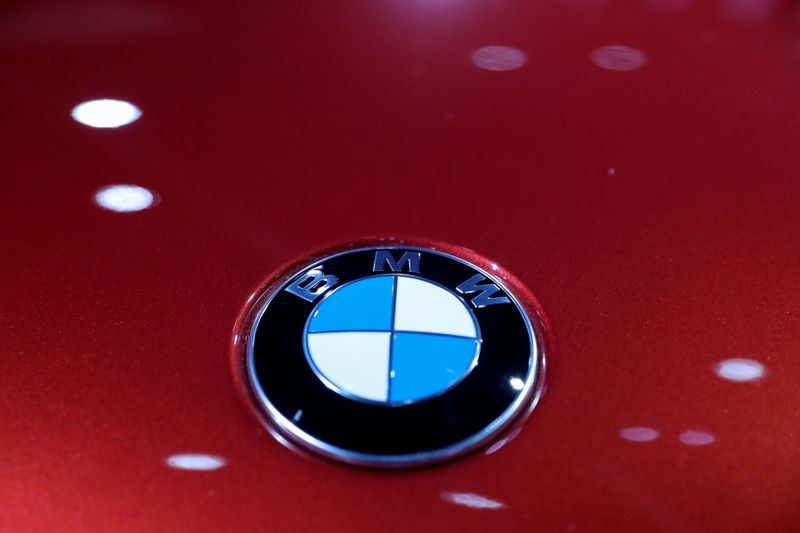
[2,0,800,531]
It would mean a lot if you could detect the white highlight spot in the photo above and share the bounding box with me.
[509,377,525,391]
[620,427,660,442]
[71,99,141,128]
[94,184,156,212]
[166,453,226,471]
[591,45,647,72]
[441,492,506,510]
[679,430,716,446]
[715,358,765,382]
[471,46,526,71]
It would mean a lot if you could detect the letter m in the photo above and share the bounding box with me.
[372,251,421,273]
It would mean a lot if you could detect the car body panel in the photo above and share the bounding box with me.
[2,0,800,531]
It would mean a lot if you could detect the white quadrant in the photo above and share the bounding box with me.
[393,277,477,338]
[306,332,391,402]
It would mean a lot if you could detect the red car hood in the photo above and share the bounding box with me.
[2,0,799,530]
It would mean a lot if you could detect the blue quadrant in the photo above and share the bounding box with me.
[307,276,395,333]
[389,332,479,402]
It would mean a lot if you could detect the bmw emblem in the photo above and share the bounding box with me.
[234,241,547,468]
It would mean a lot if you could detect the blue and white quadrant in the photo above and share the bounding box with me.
[304,275,481,404]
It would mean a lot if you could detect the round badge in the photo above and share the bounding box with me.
[237,244,546,468]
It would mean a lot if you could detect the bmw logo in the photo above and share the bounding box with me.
[234,242,546,468]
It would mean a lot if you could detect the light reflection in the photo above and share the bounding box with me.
[441,491,506,510]
[71,99,141,128]
[715,358,765,382]
[620,427,660,442]
[471,46,526,72]
[723,0,777,23]
[166,453,226,471]
[94,184,156,212]
[484,426,522,455]
[591,45,647,72]
[679,430,716,446]
[509,377,525,391]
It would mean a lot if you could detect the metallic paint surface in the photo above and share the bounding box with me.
[2,0,800,531]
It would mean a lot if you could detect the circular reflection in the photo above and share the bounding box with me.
[471,46,526,71]
[71,99,141,128]
[620,427,660,442]
[509,377,525,391]
[591,45,647,72]
[441,491,506,510]
[679,430,715,446]
[166,453,226,471]
[715,358,765,382]
[723,0,777,23]
[94,184,157,212]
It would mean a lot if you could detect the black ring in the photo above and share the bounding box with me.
[246,246,541,467]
